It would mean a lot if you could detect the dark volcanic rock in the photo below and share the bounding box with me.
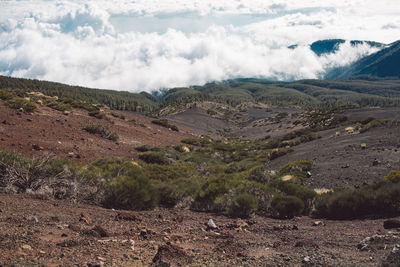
[384,220,400,229]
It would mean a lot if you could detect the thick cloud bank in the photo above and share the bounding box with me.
[0,0,399,91]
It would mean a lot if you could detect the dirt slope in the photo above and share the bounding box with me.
[0,101,197,162]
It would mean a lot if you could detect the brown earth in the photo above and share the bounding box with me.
[0,101,197,162]
[1,101,400,266]
[1,193,400,266]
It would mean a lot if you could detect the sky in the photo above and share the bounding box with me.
[0,0,399,92]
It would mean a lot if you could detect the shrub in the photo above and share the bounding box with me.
[0,151,102,203]
[88,110,108,120]
[104,173,157,210]
[384,170,400,183]
[192,177,229,211]
[299,132,321,143]
[139,152,170,165]
[359,119,388,133]
[0,89,14,101]
[269,148,293,160]
[151,119,179,131]
[272,181,316,212]
[135,145,152,152]
[227,193,258,218]
[111,112,125,120]
[46,101,72,112]
[271,195,304,219]
[83,124,119,141]
[7,97,37,112]
[314,179,400,219]
[181,138,210,146]
[278,160,313,180]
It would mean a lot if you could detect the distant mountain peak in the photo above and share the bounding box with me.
[325,40,400,79]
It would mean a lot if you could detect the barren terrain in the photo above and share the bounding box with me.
[1,193,400,266]
[0,102,196,162]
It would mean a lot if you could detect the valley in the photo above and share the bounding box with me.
[0,76,399,266]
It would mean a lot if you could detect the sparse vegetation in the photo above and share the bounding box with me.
[151,119,179,131]
[314,170,400,219]
[88,110,109,120]
[0,151,101,203]
[0,89,37,112]
[82,124,119,141]
[359,118,388,133]
[111,112,125,120]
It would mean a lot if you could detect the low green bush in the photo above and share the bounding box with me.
[278,160,313,180]
[151,119,179,131]
[269,148,293,160]
[111,112,125,120]
[271,195,304,218]
[88,110,108,120]
[7,97,37,112]
[104,173,157,210]
[359,119,388,133]
[181,138,210,146]
[82,124,119,141]
[314,176,400,219]
[272,181,316,212]
[46,101,72,112]
[139,152,170,165]
[192,177,229,211]
[0,89,14,101]
[227,193,258,218]
[384,170,400,183]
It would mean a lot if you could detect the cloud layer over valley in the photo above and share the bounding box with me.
[0,0,399,92]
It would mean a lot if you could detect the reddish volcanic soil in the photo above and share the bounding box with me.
[0,193,399,266]
[0,101,197,162]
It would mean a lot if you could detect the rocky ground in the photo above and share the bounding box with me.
[1,101,400,266]
[0,102,196,162]
[1,193,400,267]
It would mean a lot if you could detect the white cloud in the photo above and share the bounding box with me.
[0,0,399,92]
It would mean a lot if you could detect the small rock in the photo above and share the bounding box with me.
[361,143,367,149]
[61,233,68,237]
[57,225,64,230]
[207,219,218,230]
[32,144,43,151]
[384,219,400,229]
[303,256,311,263]
[393,244,400,253]
[22,244,32,250]
[0,208,3,213]
[80,213,92,225]
[39,250,46,255]
[97,256,106,262]
[312,221,323,226]
[372,159,380,166]
[26,215,39,223]
[341,164,350,169]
